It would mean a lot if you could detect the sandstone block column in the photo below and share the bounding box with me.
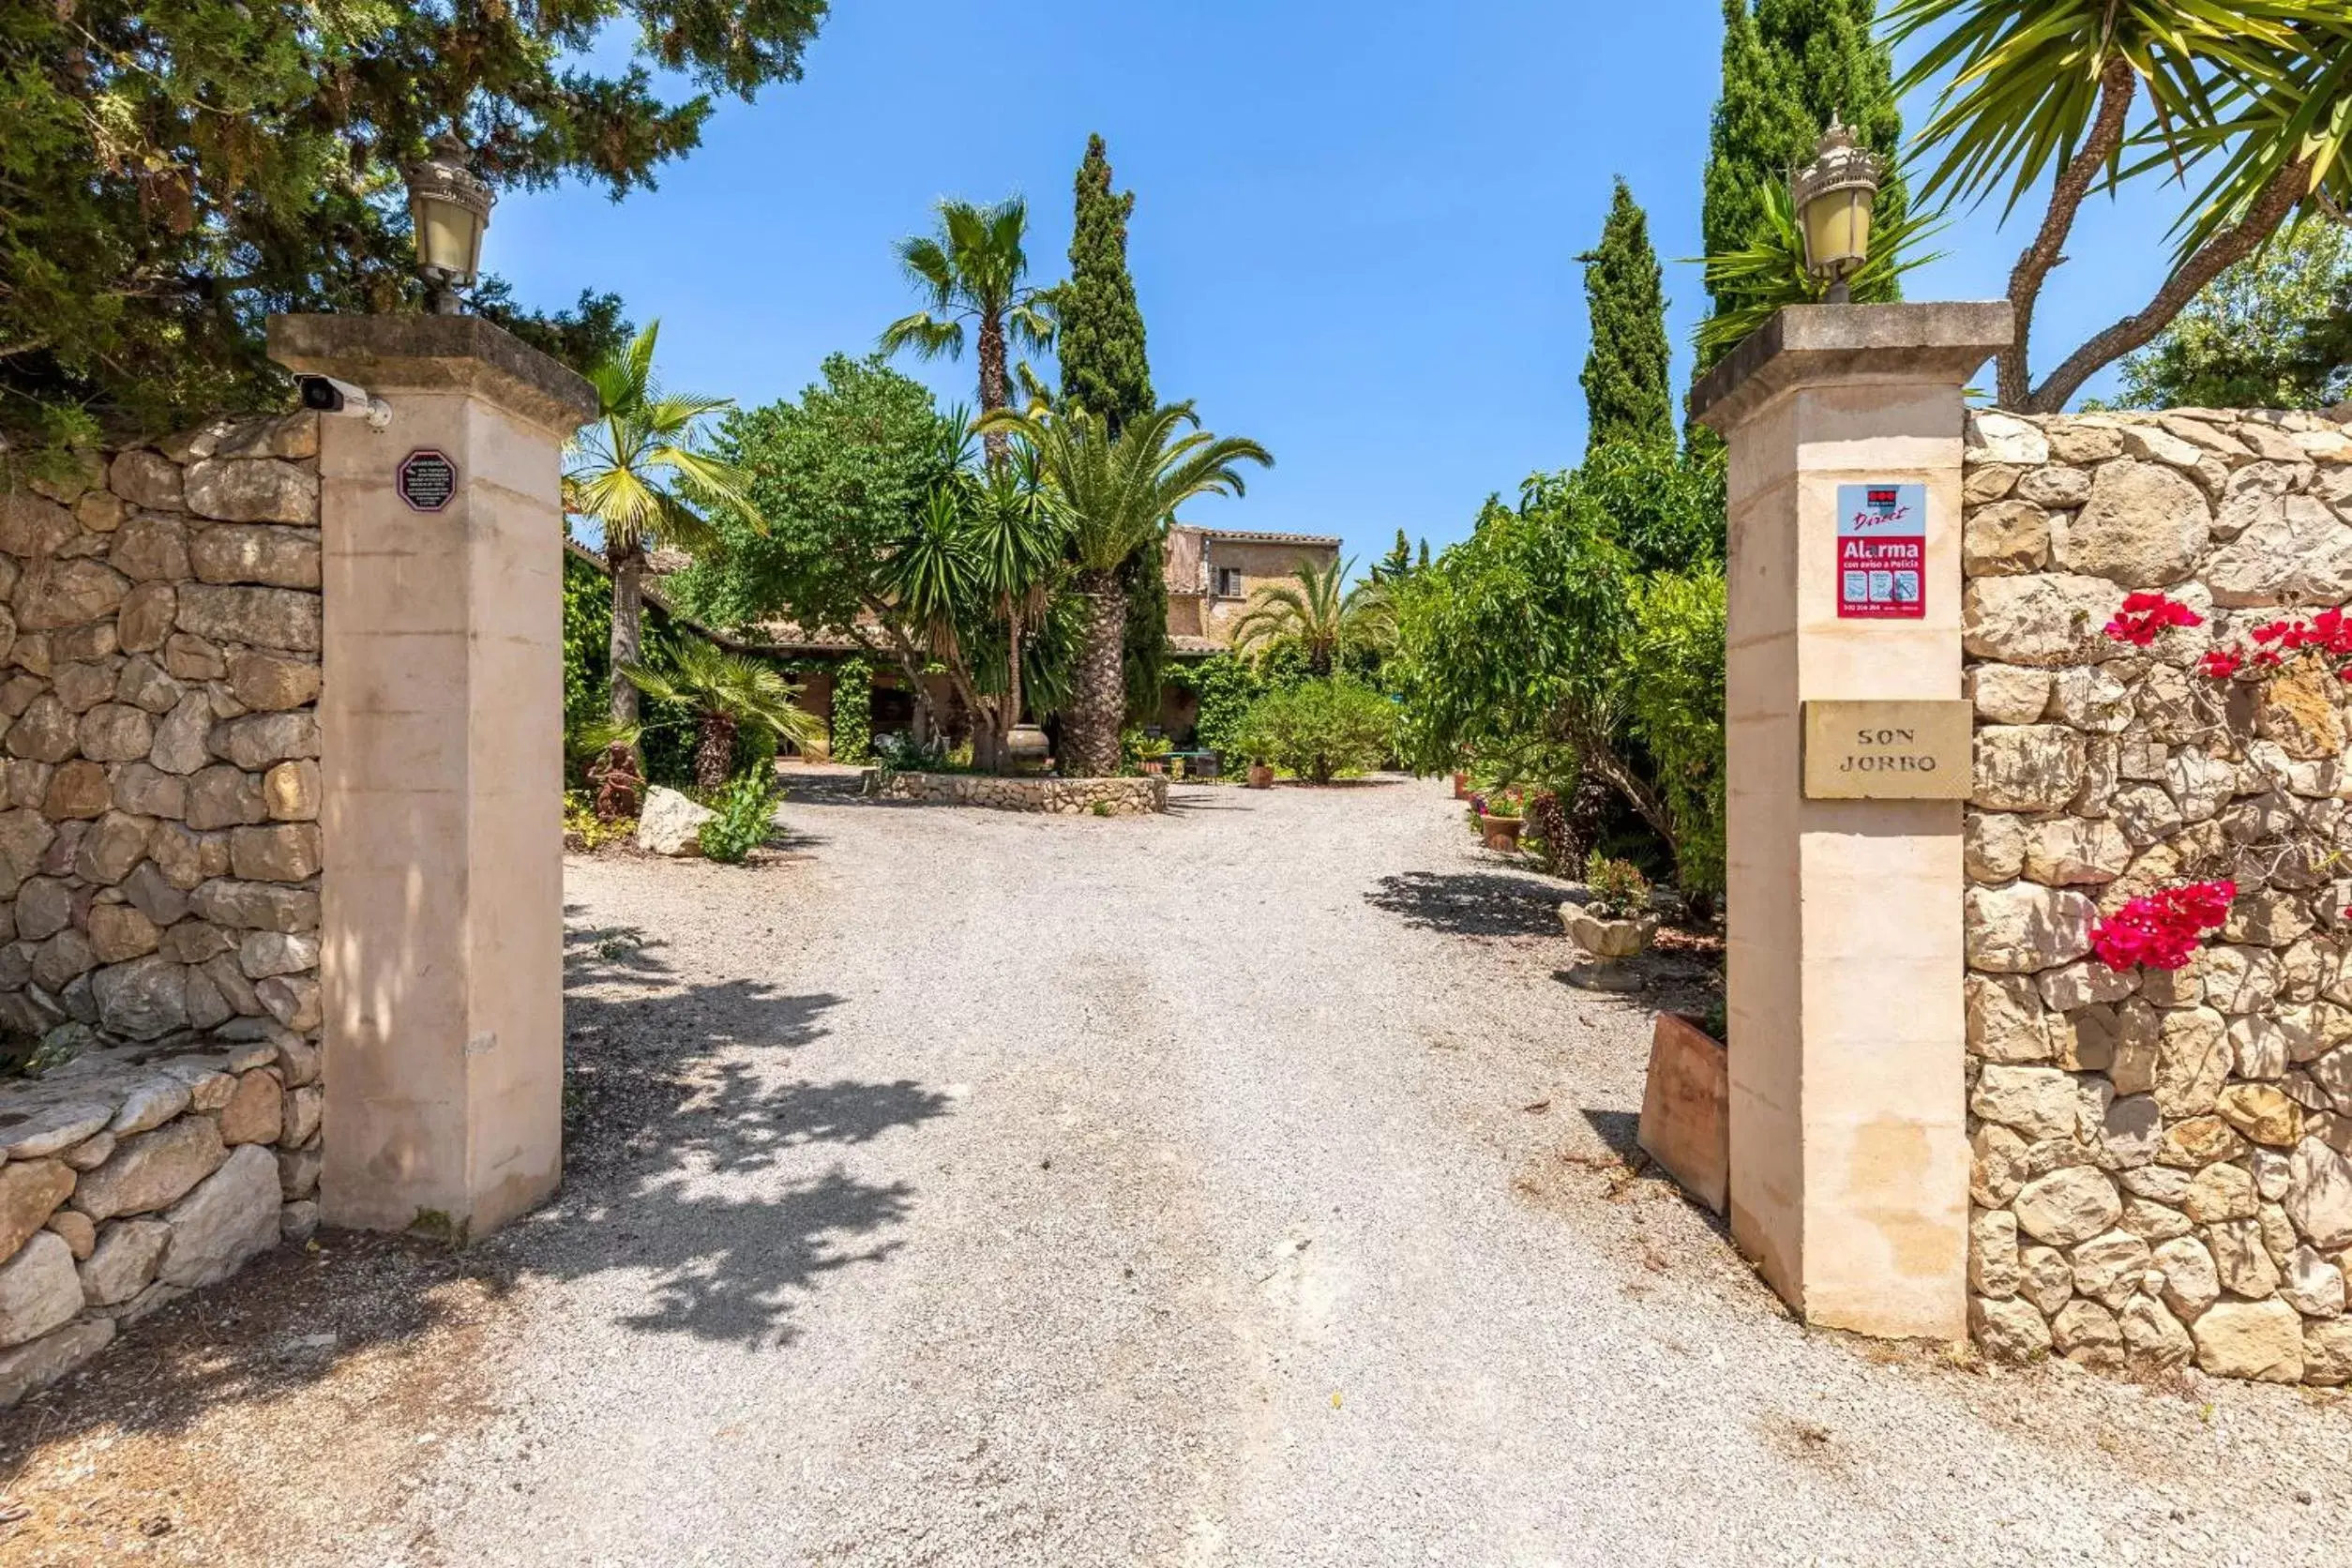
[268,315,596,1237]
[1691,304,2012,1338]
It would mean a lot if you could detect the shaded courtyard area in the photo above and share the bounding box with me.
[3,775,2349,1565]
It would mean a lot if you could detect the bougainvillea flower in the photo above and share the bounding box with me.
[2089,881,2236,972]
[2198,648,2243,679]
[2103,592,2203,647]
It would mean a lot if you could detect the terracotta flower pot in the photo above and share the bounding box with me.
[1480,814,1524,852]
[1004,724,1052,775]
[1452,771,1470,800]
[1560,904,1659,991]
[1140,759,1165,776]
[1246,762,1274,790]
[1638,1013,1727,1214]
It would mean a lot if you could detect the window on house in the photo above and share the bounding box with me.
[1214,566,1244,598]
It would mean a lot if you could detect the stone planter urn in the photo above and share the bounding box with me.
[1480,813,1524,852]
[1560,904,1658,991]
[1004,724,1051,775]
[1246,761,1274,790]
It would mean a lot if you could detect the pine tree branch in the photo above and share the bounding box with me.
[2028,154,2317,415]
[1999,55,2137,410]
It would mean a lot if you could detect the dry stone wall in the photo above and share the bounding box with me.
[1961,404,2352,1385]
[0,413,324,1405]
[864,770,1168,815]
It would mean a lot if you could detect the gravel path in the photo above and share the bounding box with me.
[11,771,2352,1564]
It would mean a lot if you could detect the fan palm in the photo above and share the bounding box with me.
[616,638,830,793]
[566,322,758,730]
[880,197,1058,468]
[981,401,1272,776]
[1230,557,1395,676]
[1890,0,2352,411]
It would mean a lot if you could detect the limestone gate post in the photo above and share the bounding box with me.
[269,315,596,1237]
[1692,304,2012,1338]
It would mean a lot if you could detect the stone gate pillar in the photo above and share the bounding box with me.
[1691,304,2012,1338]
[268,315,596,1238]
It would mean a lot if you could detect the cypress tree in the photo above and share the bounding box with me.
[1578,179,1675,453]
[1699,0,1906,365]
[1060,134,1154,430]
[1059,134,1166,724]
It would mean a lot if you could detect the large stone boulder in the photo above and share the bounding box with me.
[1963,574,2126,667]
[1965,882,2096,973]
[2192,1298,2305,1381]
[2014,1166,2122,1247]
[79,1216,170,1306]
[0,1159,74,1262]
[2058,458,2210,586]
[636,787,715,857]
[0,1231,82,1349]
[70,1115,226,1222]
[157,1144,280,1288]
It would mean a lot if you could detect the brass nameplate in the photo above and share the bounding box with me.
[1802,700,1973,800]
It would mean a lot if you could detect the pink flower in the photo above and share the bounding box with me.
[2199,648,2243,679]
[2089,881,2236,972]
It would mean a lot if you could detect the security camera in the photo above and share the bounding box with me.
[296,374,393,432]
[298,374,367,412]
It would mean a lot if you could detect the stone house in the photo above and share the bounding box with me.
[1162,523,1342,654]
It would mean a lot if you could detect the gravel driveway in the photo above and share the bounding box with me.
[9,771,2352,1564]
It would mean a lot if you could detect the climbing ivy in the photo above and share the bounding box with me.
[831,656,873,763]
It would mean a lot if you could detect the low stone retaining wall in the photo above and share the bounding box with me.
[1962,404,2352,1384]
[0,1025,317,1404]
[863,770,1167,815]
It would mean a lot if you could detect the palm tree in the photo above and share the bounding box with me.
[1890,0,2352,411]
[880,197,1058,468]
[982,402,1272,776]
[617,638,831,792]
[566,322,757,730]
[1230,557,1395,676]
[880,422,1067,771]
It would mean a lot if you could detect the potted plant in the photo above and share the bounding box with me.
[1452,768,1470,800]
[1560,853,1658,991]
[1470,787,1524,852]
[1136,734,1172,776]
[1245,756,1275,789]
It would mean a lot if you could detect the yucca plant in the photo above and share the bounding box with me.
[565,322,758,730]
[613,638,829,793]
[1889,0,2352,410]
[1229,557,1395,676]
[1695,181,1948,364]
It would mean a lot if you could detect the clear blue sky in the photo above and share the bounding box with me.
[496,0,2190,570]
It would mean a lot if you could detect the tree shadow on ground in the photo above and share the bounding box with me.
[525,913,952,1345]
[1364,869,1569,937]
[0,904,948,1470]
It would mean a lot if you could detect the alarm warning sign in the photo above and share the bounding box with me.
[1835,481,1925,620]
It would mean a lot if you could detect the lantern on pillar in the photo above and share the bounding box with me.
[1789,114,1881,305]
[405,136,495,315]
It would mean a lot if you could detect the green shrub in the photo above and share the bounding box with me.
[699,773,782,863]
[1627,567,1726,897]
[1582,852,1651,919]
[1234,679,1395,785]
[831,656,873,764]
